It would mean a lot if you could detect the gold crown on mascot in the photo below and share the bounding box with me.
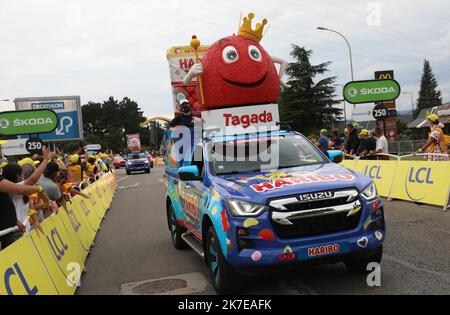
[238,13,268,43]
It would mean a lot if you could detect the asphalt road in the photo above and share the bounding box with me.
[78,167,450,295]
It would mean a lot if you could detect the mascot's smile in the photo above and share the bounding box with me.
[221,73,268,88]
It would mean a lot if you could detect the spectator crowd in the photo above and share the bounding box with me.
[0,143,114,251]
[312,123,389,161]
[313,111,448,161]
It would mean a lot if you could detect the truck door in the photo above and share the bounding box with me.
[178,145,207,237]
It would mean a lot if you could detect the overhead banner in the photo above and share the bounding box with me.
[344,79,401,104]
[126,134,141,152]
[0,109,58,136]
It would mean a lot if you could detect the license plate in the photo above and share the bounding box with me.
[299,242,350,261]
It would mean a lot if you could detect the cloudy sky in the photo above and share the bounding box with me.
[0,0,449,119]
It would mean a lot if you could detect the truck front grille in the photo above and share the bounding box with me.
[284,197,350,212]
[269,189,362,239]
[272,211,361,239]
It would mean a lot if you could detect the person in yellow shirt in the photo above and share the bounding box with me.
[416,113,448,161]
[68,154,86,184]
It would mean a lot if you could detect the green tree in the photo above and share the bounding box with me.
[415,60,442,118]
[81,97,148,152]
[279,45,342,134]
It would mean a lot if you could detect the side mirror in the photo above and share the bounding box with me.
[178,166,202,181]
[328,150,344,164]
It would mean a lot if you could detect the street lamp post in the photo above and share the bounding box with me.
[317,27,355,82]
[335,84,348,128]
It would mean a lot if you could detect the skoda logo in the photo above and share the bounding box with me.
[0,118,9,129]
[348,88,358,98]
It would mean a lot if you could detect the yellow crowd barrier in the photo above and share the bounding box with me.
[0,173,117,295]
[342,158,450,210]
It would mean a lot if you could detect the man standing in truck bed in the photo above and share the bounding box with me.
[168,99,194,129]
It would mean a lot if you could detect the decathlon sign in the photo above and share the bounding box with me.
[344,79,401,104]
[0,109,58,136]
[15,96,83,142]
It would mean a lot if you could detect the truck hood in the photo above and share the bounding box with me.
[213,163,371,205]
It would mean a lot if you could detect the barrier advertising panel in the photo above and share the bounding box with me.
[0,173,116,295]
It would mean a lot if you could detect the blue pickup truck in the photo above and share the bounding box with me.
[163,129,385,294]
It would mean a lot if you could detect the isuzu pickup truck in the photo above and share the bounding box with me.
[163,129,385,294]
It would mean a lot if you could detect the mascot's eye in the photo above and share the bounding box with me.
[248,45,262,62]
[222,46,239,63]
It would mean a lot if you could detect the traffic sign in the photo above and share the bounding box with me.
[373,104,388,120]
[15,96,83,142]
[0,109,58,136]
[25,138,44,155]
[87,144,102,151]
[344,79,401,104]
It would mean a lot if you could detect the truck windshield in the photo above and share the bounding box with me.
[127,153,146,159]
[210,134,327,176]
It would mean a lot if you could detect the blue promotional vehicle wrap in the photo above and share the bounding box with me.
[163,128,386,294]
[125,151,151,175]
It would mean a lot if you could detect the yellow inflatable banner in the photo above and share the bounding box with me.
[354,160,398,197]
[29,214,87,295]
[0,236,58,295]
[0,174,117,295]
[390,161,450,207]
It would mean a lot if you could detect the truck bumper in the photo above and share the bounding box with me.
[225,199,386,269]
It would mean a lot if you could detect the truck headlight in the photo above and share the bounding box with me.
[227,199,268,217]
[361,183,378,201]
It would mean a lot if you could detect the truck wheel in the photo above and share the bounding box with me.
[344,246,383,273]
[168,204,188,250]
[205,226,242,294]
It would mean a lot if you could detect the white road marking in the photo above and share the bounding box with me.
[118,183,139,190]
[117,175,130,183]
[384,254,450,283]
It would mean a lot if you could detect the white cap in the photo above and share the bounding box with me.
[178,99,189,106]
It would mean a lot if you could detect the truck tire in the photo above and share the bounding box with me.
[205,226,242,294]
[344,246,383,273]
[168,204,188,250]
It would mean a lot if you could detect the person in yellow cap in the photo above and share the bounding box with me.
[416,113,448,161]
[86,156,99,181]
[357,129,377,160]
[68,154,85,184]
